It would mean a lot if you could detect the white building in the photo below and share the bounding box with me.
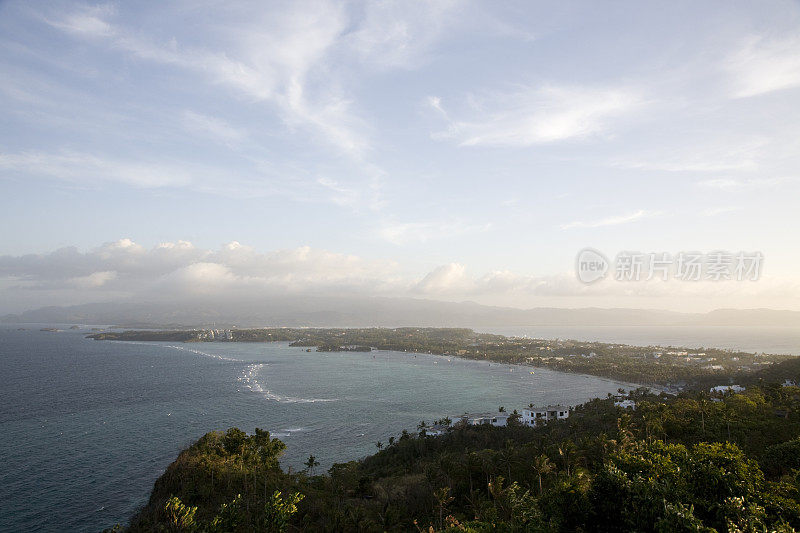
[420,424,448,436]
[456,412,510,427]
[710,384,745,394]
[614,399,637,410]
[521,405,569,427]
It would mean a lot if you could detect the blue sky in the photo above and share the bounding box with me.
[1,0,799,313]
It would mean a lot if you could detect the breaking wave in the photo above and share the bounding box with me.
[164,344,241,361]
[239,363,338,403]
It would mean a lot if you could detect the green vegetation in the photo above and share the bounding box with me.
[88,327,793,387]
[120,381,800,532]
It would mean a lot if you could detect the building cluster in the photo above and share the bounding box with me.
[420,404,571,436]
[196,329,235,341]
[710,384,745,394]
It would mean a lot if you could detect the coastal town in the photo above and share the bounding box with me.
[420,378,800,436]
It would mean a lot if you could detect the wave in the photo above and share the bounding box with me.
[120,341,243,362]
[164,344,241,362]
[239,364,338,403]
[270,427,310,438]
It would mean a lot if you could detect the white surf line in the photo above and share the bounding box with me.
[238,363,338,403]
[163,344,242,362]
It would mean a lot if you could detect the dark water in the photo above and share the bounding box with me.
[0,326,640,531]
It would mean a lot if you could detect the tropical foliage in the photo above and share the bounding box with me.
[121,383,800,532]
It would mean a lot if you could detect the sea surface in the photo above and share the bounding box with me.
[2,324,798,532]
[0,325,635,532]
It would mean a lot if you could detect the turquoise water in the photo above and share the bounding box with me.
[0,326,636,532]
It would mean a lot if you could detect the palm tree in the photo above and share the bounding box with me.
[462,452,481,493]
[496,441,516,480]
[558,440,577,477]
[498,406,506,412]
[433,487,454,530]
[304,454,320,476]
[698,393,709,438]
[531,454,554,495]
[375,441,383,450]
[616,414,635,449]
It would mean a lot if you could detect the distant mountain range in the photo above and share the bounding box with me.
[2,297,799,328]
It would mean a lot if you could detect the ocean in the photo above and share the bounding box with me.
[0,324,797,531]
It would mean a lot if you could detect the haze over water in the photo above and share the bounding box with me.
[477,325,800,355]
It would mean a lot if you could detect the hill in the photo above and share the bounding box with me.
[120,383,800,532]
[4,297,800,328]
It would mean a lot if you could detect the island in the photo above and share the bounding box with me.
[88,327,796,388]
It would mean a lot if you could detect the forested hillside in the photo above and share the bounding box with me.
[120,381,800,532]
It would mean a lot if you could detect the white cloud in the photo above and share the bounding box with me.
[69,270,117,289]
[46,1,368,157]
[0,239,402,298]
[696,177,797,192]
[432,84,644,147]
[378,219,491,245]
[46,4,115,37]
[412,263,471,294]
[726,35,800,98]
[613,137,769,173]
[181,111,247,145]
[2,239,799,312]
[0,148,378,203]
[560,209,653,230]
[701,206,740,217]
[0,150,193,188]
[347,0,460,69]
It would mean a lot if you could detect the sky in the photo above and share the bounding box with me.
[1,0,800,314]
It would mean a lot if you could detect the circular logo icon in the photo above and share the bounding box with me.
[575,248,609,284]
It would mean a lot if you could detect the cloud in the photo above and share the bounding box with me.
[612,137,769,173]
[0,148,379,203]
[701,206,740,217]
[560,209,653,230]
[431,84,644,147]
[45,4,115,37]
[695,177,797,192]
[347,0,460,69]
[412,263,471,294]
[726,35,800,98]
[377,219,491,245]
[0,239,402,300]
[45,1,368,157]
[181,111,247,145]
[70,270,117,289]
[1,239,799,313]
[409,266,800,310]
[0,149,193,188]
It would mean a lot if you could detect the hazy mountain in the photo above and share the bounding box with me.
[2,297,798,328]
